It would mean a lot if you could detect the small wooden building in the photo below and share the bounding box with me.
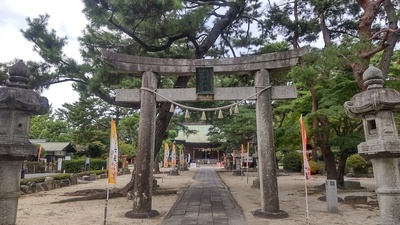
[30,140,76,163]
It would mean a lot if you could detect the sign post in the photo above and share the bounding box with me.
[326,180,339,213]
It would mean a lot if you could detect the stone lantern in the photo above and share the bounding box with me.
[344,64,400,225]
[0,60,49,225]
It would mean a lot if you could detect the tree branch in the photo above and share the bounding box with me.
[197,0,245,57]
[380,0,399,77]
[107,16,189,52]
[41,78,87,86]
[221,33,237,57]
[370,28,399,40]
[359,44,389,58]
[184,0,228,7]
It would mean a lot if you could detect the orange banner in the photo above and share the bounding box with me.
[108,118,118,184]
[171,143,177,167]
[163,143,170,168]
[38,146,43,161]
[300,115,311,180]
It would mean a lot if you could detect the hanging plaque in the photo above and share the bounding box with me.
[196,67,214,94]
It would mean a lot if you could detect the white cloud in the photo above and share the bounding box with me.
[0,0,87,110]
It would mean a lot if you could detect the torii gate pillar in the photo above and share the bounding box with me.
[253,69,288,218]
[125,71,160,218]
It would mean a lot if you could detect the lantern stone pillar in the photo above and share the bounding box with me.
[0,60,49,225]
[344,64,400,225]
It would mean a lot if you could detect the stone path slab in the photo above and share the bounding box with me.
[161,168,247,225]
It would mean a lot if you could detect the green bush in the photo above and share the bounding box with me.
[20,173,72,185]
[346,154,369,176]
[20,177,46,185]
[62,158,110,173]
[309,160,325,174]
[20,171,108,185]
[282,151,302,172]
[25,161,46,173]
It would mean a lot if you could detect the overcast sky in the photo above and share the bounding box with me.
[0,0,85,110]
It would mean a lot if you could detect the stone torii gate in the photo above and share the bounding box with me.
[101,47,308,219]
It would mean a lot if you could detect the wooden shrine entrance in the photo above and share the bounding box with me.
[101,47,308,219]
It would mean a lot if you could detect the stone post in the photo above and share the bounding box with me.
[125,71,159,218]
[225,153,232,170]
[344,64,400,225]
[0,60,49,225]
[253,69,288,218]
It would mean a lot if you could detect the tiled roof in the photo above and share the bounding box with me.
[33,142,76,153]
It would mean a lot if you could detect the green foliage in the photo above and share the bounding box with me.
[20,177,47,185]
[282,151,302,172]
[20,171,108,185]
[264,1,320,45]
[30,110,70,142]
[119,114,140,146]
[62,158,109,173]
[51,173,73,180]
[208,104,257,151]
[86,141,107,158]
[23,15,67,64]
[309,160,325,174]
[25,161,46,173]
[256,41,291,54]
[119,142,136,158]
[273,105,306,152]
[346,154,369,176]
[20,173,72,185]
[55,96,111,145]
[286,45,371,180]
[54,94,139,153]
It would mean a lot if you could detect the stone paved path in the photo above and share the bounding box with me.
[161,167,247,225]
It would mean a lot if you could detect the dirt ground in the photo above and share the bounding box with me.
[16,166,380,225]
[220,170,380,225]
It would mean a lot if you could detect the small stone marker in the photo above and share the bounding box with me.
[326,179,339,213]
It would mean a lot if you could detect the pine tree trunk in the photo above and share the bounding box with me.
[320,145,338,180]
[337,149,349,187]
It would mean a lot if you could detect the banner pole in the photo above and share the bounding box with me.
[246,142,249,184]
[104,185,110,225]
[304,169,309,224]
[104,118,118,225]
[300,115,310,225]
